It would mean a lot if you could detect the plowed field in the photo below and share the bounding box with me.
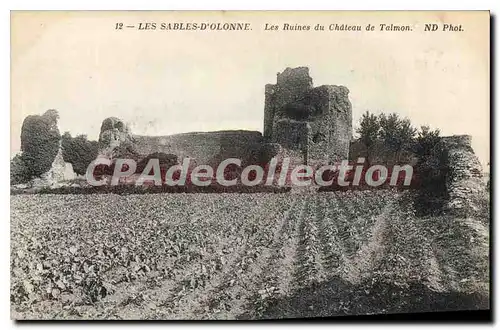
[11,191,489,319]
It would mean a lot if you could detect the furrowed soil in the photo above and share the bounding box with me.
[10,191,489,320]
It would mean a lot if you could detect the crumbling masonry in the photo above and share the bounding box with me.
[264,67,352,165]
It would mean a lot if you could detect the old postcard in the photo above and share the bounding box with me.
[10,11,490,320]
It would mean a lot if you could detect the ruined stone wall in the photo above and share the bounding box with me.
[133,130,264,167]
[264,67,352,165]
[440,135,487,217]
[272,119,310,163]
[264,67,314,141]
[96,67,352,170]
[98,117,264,167]
[306,85,352,163]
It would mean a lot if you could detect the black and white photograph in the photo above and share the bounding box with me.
[9,10,491,321]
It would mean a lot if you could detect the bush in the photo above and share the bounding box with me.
[20,110,61,178]
[355,112,417,164]
[10,154,31,185]
[413,125,441,158]
[412,126,446,216]
[61,132,99,175]
[413,126,443,186]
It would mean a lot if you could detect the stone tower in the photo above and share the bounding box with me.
[264,67,352,165]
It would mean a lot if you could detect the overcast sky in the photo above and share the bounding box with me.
[11,11,490,169]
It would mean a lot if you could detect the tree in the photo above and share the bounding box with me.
[414,125,441,157]
[395,117,417,161]
[20,109,61,178]
[356,111,380,163]
[379,113,416,161]
[61,132,99,175]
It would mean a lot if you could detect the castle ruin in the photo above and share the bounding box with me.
[264,67,352,165]
[97,67,353,168]
[13,66,488,210]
